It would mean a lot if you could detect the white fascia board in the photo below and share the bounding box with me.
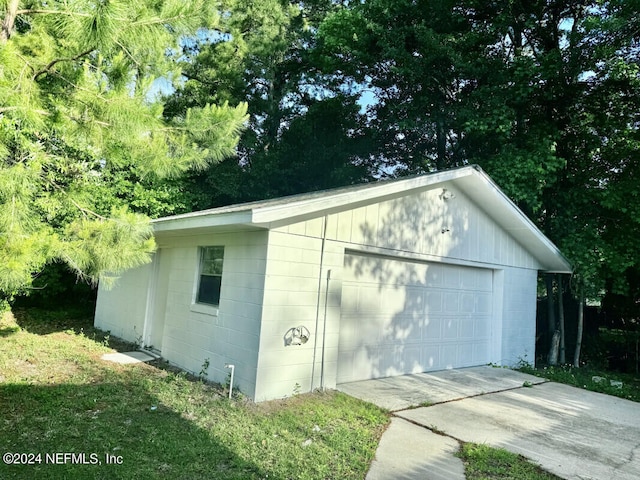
[251,167,476,226]
[152,210,254,233]
[461,169,572,273]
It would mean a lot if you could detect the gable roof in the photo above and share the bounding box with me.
[153,165,572,273]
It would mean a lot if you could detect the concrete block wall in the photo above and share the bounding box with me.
[255,229,320,400]
[253,221,348,401]
[500,267,538,366]
[150,229,269,398]
[94,262,152,343]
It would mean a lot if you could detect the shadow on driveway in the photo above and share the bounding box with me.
[338,365,545,411]
[398,381,640,480]
[341,366,640,480]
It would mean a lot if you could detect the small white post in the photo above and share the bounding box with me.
[224,364,235,399]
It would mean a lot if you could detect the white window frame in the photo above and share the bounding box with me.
[191,246,225,314]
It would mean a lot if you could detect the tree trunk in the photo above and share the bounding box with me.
[548,330,560,365]
[1,0,20,43]
[636,332,640,376]
[558,274,566,364]
[546,274,557,363]
[435,114,446,170]
[574,291,584,368]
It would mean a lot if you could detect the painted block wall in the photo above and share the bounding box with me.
[155,229,269,399]
[500,267,538,366]
[94,262,152,343]
[254,184,543,400]
[253,221,348,401]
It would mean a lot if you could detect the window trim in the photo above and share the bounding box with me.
[194,246,225,309]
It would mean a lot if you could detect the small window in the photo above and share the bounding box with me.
[196,246,224,306]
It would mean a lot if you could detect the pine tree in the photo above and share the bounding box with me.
[0,1,248,294]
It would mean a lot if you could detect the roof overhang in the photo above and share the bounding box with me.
[152,165,572,273]
[454,169,571,273]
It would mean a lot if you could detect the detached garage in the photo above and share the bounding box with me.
[94,165,571,402]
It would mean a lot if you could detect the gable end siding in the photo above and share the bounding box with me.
[276,184,540,270]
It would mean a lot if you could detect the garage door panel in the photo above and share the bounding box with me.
[478,270,493,292]
[422,317,441,340]
[441,344,458,368]
[461,270,478,290]
[379,286,408,313]
[473,342,490,363]
[442,317,458,339]
[444,292,459,313]
[421,346,440,369]
[475,317,491,337]
[402,287,426,314]
[390,318,424,344]
[461,293,475,313]
[459,318,475,338]
[426,265,444,287]
[425,291,443,312]
[477,293,492,313]
[357,285,382,313]
[444,268,461,288]
[458,344,474,365]
[338,254,494,383]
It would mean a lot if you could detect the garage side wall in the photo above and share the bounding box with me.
[156,230,269,399]
[254,184,543,400]
[500,267,538,366]
[94,263,152,343]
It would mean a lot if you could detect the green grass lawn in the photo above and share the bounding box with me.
[1,307,572,480]
[0,308,388,479]
[457,443,561,480]
[517,362,640,402]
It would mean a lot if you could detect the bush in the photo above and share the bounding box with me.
[12,263,96,310]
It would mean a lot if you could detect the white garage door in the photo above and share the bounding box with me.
[337,253,494,384]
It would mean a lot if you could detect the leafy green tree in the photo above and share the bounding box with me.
[318,0,640,292]
[317,0,640,364]
[245,94,375,198]
[0,0,247,295]
[317,0,480,173]
[165,0,372,207]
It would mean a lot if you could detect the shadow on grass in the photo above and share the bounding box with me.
[0,380,264,480]
[11,307,134,351]
[0,326,20,337]
[12,307,97,335]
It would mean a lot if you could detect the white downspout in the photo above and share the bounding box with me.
[311,215,329,392]
[320,269,331,390]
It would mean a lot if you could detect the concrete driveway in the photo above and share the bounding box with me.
[338,365,546,410]
[339,366,640,480]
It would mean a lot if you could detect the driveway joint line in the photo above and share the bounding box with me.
[390,381,547,414]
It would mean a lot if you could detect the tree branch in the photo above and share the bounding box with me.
[33,48,95,81]
[48,180,106,220]
[128,15,187,28]
[15,9,91,17]
[71,198,107,220]
[181,70,221,87]
[0,106,51,116]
